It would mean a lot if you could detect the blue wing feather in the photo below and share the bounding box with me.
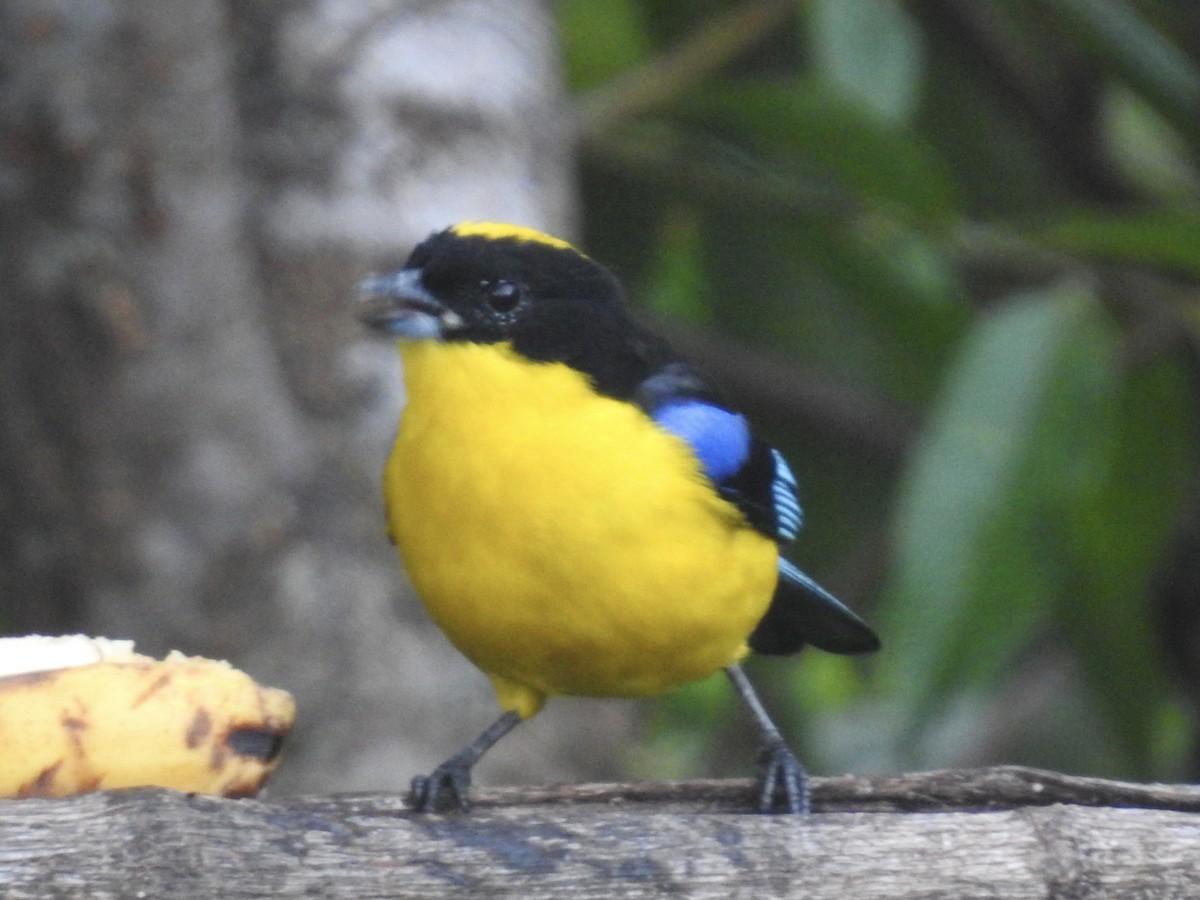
[636,360,879,657]
[651,400,751,484]
[769,449,802,541]
[651,399,801,543]
[640,364,804,545]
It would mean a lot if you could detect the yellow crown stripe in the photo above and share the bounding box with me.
[451,221,580,253]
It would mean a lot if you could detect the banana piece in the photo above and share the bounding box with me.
[0,635,295,798]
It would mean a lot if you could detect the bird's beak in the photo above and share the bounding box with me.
[357,269,458,339]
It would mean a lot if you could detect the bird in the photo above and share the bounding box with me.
[357,221,880,814]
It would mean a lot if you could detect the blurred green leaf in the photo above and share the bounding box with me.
[880,284,1119,749]
[1039,208,1200,279]
[788,651,871,714]
[915,41,1075,216]
[642,207,711,324]
[685,206,962,407]
[636,671,735,779]
[1103,85,1199,200]
[686,81,958,228]
[1060,348,1197,774]
[809,0,925,124]
[1048,0,1200,144]
[558,0,652,91]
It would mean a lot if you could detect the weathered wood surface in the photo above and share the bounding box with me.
[2,767,1199,899]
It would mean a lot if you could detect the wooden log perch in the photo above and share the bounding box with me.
[2,766,1199,898]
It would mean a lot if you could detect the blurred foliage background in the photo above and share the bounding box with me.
[556,0,1200,782]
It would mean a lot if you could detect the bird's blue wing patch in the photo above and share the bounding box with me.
[651,400,804,543]
[651,400,752,484]
[769,449,803,541]
[636,362,804,543]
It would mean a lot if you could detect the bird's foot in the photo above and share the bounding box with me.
[410,760,472,813]
[408,710,522,814]
[755,738,810,814]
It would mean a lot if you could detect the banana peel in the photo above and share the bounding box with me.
[0,635,295,798]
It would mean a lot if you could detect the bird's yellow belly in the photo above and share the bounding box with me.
[385,341,778,718]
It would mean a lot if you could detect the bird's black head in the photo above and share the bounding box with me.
[359,222,670,398]
[360,223,624,342]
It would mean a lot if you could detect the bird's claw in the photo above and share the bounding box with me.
[755,740,810,814]
[410,762,472,813]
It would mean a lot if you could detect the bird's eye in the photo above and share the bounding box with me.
[482,280,523,316]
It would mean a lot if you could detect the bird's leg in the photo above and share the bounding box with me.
[725,663,810,814]
[410,709,522,812]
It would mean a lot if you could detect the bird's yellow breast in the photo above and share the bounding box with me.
[385,341,778,718]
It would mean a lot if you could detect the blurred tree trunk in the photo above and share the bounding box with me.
[0,0,633,794]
